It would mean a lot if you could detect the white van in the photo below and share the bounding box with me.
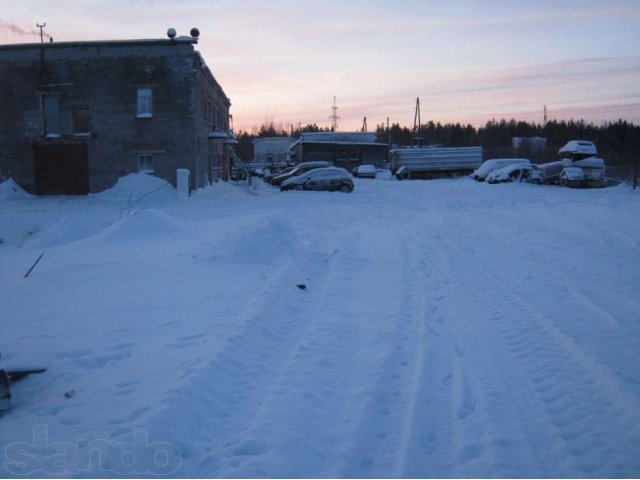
[471,158,531,181]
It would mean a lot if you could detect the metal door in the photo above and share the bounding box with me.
[33,143,89,195]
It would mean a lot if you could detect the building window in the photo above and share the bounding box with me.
[136,88,153,118]
[43,96,59,136]
[73,105,90,134]
[138,154,154,173]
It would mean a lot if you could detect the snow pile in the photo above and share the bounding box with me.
[0,179,30,200]
[95,173,175,204]
[93,209,184,245]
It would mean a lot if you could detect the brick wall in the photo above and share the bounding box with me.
[0,39,230,193]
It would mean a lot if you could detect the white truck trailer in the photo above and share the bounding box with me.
[390,146,483,180]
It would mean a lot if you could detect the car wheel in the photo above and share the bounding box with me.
[339,184,352,193]
[294,184,304,191]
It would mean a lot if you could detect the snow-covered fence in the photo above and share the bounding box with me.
[603,165,639,189]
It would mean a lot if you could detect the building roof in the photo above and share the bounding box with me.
[0,37,197,52]
[253,137,294,146]
[299,141,389,147]
[300,132,378,143]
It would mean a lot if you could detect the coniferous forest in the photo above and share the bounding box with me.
[235,119,640,165]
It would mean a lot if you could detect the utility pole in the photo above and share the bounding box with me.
[387,117,390,147]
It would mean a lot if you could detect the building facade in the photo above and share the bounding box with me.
[291,132,388,170]
[252,137,293,164]
[0,35,232,194]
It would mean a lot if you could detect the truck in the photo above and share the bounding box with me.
[529,140,606,187]
[390,146,483,180]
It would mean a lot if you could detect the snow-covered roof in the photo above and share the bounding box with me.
[253,137,295,146]
[559,140,597,156]
[300,132,377,144]
[300,141,388,147]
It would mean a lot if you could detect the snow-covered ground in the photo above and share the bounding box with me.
[1,174,639,478]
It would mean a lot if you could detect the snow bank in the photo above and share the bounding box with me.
[95,209,184,244]
[95,173,175,203]
[0,179,30,200]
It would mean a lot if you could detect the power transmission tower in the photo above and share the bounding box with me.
[329,96,340,131]
[361,116,367,132]
[412,97,423,147]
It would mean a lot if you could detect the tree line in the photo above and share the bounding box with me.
[235,118,640,165]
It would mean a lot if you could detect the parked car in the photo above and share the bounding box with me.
[471,158,531,181]
[486,164,538,184]
[264,165,295,183]
[352,164,377,178]
[268,161,331,186]
[280,167,354,192]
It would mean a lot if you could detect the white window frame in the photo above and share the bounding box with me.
[136,88,153,118]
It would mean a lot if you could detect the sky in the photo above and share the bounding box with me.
[1,0,639,132]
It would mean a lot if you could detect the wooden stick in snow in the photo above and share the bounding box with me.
[24,251,46,278]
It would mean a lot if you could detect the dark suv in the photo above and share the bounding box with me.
[268,161,331,186]
[280,167,354,192]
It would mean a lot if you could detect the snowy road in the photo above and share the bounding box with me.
[1,175,639,477]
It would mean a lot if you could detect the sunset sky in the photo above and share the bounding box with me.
[2,0,639,132]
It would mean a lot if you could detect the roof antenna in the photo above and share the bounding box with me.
[36,22,46,44]
[36,22,46,84]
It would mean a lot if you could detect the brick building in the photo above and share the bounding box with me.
[0,33,233,194]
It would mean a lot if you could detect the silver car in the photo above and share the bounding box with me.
[486,164,538,184]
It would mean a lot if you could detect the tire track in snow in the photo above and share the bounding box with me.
[390,226,462,478]
[336,212,477,478]
[337,220,450,477]
[214,207,409,478]
[390,220,513,478]
[464,212,640,392]
[135,219,337,477]
[442,230,640,477]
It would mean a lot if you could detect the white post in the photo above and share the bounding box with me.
[176,168,191,198]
